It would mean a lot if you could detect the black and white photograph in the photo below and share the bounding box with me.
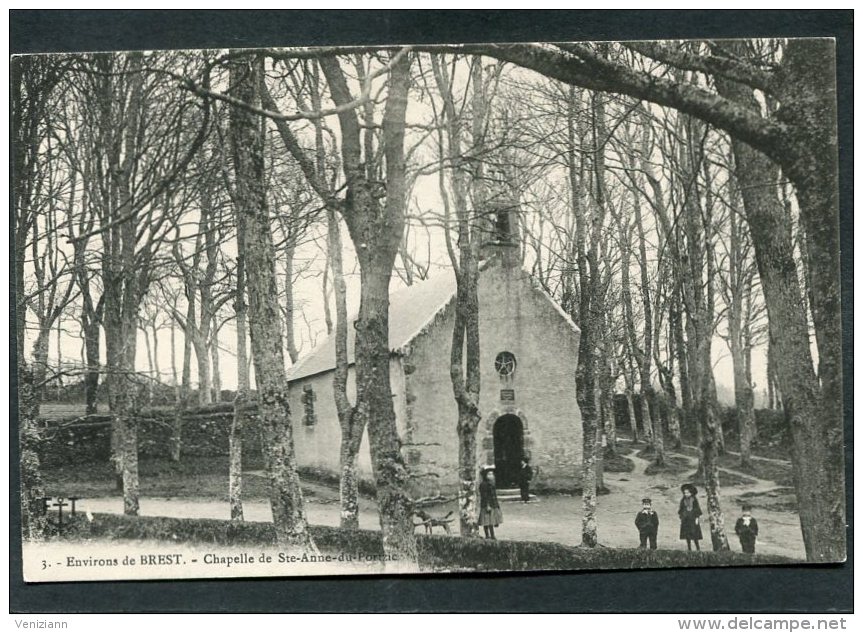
[13,28,848,585]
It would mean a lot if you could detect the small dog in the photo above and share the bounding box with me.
[413,509,454,535]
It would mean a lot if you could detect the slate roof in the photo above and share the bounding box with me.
[286,264,580,383]
[287,271,458,382]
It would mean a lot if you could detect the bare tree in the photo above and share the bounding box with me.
[464,39,845,561]
[715,166,765,469]
[13,55,68,539]
[229,55,314,548]
[429,54,485,537]
[80,51,210,514]
[258,59,363,528]
[677,109,729,551]
[569,86,607,547]
[319,51,418,565]
[252,49,419,562]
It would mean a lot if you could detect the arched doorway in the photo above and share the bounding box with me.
[493,414,524,488]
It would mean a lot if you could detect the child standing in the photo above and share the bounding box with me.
[635,497,659,549]
[479,466,503,539]
[678,483,703,551]
[735,504,759,554]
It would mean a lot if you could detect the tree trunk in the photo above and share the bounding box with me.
[172,293,194,463]
[579,379,599,546]
[664,299,684,449]
[19,363,47,540]
[736,374,756,468]
[767,340,780,409]
[452,240,481,537]
[650,391,665,466]
[230,192,250,522]
[101,53,144,514]
[571,86,606,548]
[338,437,361,529]
[105,318,141,516]
[352,264,418,562]
[746,171,842,558]
[327,205,363,530]
[632,183,658,458]
[31,327,51,401]
[727,234,756,469]
[229,390,245,522]
[456,413,480,536]
[664,385,683,450]
[142,326,154,404]
[210,338,222,402]
[672,286,694,441]
[678,111,728,550]
[151,322,160,388]
[594,389,605,491]
[777,42,845,563]
[245,206,312,546]
[624,388,639,444]
[602,376,617,456]
[431,54,484,537]
[639,391,655,449]
[700,393,729,551]
[716,49,845,560]
[320,52,418,567]
[284,242,300,365]
[83,317,101,414]
[329,214,362,530]
[230,56,313,550]
[193,333,211,406]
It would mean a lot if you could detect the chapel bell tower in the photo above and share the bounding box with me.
[480,175,522,269]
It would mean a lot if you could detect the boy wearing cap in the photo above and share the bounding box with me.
[735,504,759,554]
[635,497,659,549]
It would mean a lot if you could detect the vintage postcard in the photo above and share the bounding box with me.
[14,36,846,583]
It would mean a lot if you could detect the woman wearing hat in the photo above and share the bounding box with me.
[678,483,703,551]
[479,466,503,539]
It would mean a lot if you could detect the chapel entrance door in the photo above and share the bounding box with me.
[493,414,524,488]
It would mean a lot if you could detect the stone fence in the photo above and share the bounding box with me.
[37,402,263,468]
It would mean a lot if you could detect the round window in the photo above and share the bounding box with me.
[494,352,517,377]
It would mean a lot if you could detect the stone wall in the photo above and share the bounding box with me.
[37,406,264,469]
[287,359,407,480]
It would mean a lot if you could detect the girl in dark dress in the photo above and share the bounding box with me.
[678,483,703,551]
[478,467,503,539]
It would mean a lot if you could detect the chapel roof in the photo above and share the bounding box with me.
[287,271,458,381]
[286,264,579,382]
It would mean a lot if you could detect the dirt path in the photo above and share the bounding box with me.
[75,451,805,560]
[77,493,384,531]
[597,450,804,558]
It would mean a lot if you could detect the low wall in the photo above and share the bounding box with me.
[37,404,264,468]
[59,512,797,572]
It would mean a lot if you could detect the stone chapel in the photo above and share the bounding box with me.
[286,201,583,496]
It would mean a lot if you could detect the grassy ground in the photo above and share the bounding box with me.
[43,456,386,503]
[48,512,797,574]
[603,445,636,473]
[737,487,799,512]
[688,468,758,487]
[643,455,692,476]
[722,456,795,487]
[41,434,804,559]
[44,456,274,501]
[674,444,794,486]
